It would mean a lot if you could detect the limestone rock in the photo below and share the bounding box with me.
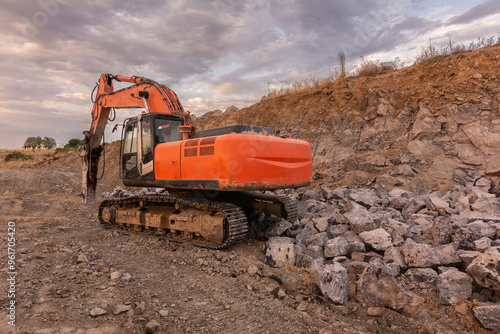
[304,232,328,248]
[327,224,349,238]
[348,189,381,208]
[305,245,324,259]
[145,319,160,333]
[474,237,492,252]
[113,304,132,315]
[426,196,453,215]
[431,216,453,244]
[309,259,349,305]
[295,221,319,245]
[265,237,296,268]
[457,250,481,268]
[438,269,473,305]
[383,247,407,269]
[324,237,349,258]
[343,210,376,233]
[359,228,393,251]
[296,253,314,268]
[90,308,107,317]
[466,246,500,292]
[312,217,329,232]
[471,197,500,214]
[357,259,424,311]
[403,197,426,216]
[473,305,500,332]
[265,218,293,238]
[404,268,438,291]
[402,240,460,268]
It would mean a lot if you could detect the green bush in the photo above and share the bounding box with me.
[5,151,33,162]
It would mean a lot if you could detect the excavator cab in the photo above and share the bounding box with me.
[121,113,183,180]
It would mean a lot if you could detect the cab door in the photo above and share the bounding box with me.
[138,114,154,177]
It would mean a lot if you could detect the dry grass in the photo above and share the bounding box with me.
[415,35,500,65]
[0,148,56,168]
[264,35,500,100]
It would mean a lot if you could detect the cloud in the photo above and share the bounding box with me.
[447,0,500,25]
[0,0,499,148]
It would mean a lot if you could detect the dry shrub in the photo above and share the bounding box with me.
[356,57,397,77]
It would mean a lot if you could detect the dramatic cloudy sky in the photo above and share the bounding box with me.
[1,0,500,148]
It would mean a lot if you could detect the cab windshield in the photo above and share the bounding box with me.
[155,118,182,143]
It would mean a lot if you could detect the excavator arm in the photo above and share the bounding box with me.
[80,73,192,204]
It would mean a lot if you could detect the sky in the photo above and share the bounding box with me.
[1,0,500,149]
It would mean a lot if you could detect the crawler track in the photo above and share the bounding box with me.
[98,192,297,249]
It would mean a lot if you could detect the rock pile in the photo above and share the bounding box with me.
[264,181,500,331]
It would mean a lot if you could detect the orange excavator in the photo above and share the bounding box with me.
[80,73,312,248]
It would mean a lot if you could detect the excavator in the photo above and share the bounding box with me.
[80,73,312,248]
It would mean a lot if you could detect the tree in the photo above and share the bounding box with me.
[42,136,56,149]
[23,136,42,150]
[63,138,85,151]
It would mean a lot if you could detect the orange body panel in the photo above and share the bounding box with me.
[154,134,312,190]
[154,143,181,180]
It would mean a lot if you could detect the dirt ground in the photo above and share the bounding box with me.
[0,158,492,334]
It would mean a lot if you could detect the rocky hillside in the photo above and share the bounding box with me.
[194,45,500,193]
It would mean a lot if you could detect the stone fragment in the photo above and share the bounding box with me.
[343,260,369,275]
[159,310,169,317]
[473,305,500,332]
[343,210,376,233]
[312,217,329,232]
[302,190,322,202]
[327,224,349,238]
[426,196,453,215]
[145,320,160,333]
[471,197,500,214]
[382,218,410,238]
[383,247,406,269]
[296,253,314,268]
[305,245,324,259]
[466,246,500,291]
[304,232,328,247]
[454,196,470,212]
[110,271,122,280]
[90,308,107,317]
[468,220,497,240]
[265,218,293,238]
[432,217,453,244]
[389,197,407,210]
[324,237,349,258]
[350,251,366,262]
[402,240,461,268]
[366,306,385,316]
[295,222,319,245]
[319,186,333,201]
[247,265,259,276]
[403,197,426,216]
[76,254,89,263]
[357,259,424,311]
[437,269,473,305]
[474,237,492,252]
[349,189,381,208]
[359,228,393,252]
[309,259,349,304]
[264,237,296,267]
[404,268,438,290]
[457,250,481,268]
[121,273,132,282]
[113,304,132,315]
[349,240,366,253]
